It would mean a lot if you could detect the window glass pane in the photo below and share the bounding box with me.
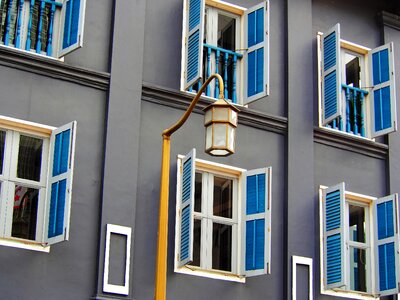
[349,247,367,292]
[217,14,235,51]
[190,219,201,267]
[212,223,232,271]
[344,53,361,88]
[349,204,366,243]
[12,185,39,240]
[0,130,5,174]
[194,173,202,213]
[17,135,43,181]
[213,176,233,218]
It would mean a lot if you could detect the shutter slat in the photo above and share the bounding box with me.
[244,1,269,104]
[321,24,342,125]
[243,167,271,277]
[178,149,196,267]
[374,194,399,296]
[370,43,397,137]
[323,183,345,289]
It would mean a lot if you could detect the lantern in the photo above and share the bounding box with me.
[203,98,239,156]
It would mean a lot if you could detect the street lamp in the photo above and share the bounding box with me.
[154,74,239,300]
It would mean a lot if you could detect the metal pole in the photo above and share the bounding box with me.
[154,74,224,300]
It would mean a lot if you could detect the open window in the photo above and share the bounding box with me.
[0,0,86,58]
[181,0,269,105]
[319,23,397,138]
[320,183,400,297]
[0,116,76,251]
[175,149,272,281]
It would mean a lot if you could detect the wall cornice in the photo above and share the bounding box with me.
[381,11,400,31]
[0,46,110,90]
[141,83,288,135]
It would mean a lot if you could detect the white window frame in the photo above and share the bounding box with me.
[0,116,58,252]
[317,33,376,140]
[174,156,246,282]
[319,186,380,300]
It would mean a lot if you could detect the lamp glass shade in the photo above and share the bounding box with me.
[213,123,227,148]
[230,110,238,126]
[205,109,212,125]
[206,125,212,149]
[213,107,229,122]
[228,124,235,151]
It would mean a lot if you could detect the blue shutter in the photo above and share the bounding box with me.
[373,194,400,296]
[244,1,269,105]
[370,43,397,137]
[242,167,271,277]
[323,183,346,289]
[57,0,86,58]
[182,0,205,90]
[178,149,196,267]
[321,24,342,125]
[45,121,77,245]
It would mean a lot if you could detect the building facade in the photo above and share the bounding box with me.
[0,0,399,299]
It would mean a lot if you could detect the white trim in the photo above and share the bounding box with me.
[103,224,132,296]
[0,237,50,252]
[292,255,313,300]
[175,265,245,283]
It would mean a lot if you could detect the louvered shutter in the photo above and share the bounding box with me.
[44,121,77,245]
[373,194,400,296]
[244,1,269,105]
[57,0,86,57]
[321,24,342,125]
[178,149,196,267]
[242,167,271,277]
[369,43,397,138]
[323,183,346,289]
[181,0,205,90]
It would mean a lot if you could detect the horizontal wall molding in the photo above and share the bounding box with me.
[0,46,110,90]
[381,11,400,31]
[142,83,288,135]
[314,127,388,159]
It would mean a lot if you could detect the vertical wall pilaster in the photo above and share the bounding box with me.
[93,0,146,298]
[286,0,314,298]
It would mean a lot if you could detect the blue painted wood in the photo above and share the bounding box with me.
[360,93,365,137]
[180,205,191,261]
[25,0,35,50]
[323,32,336,71]
[377,200,394,240]
[46,1,56,56]
[203,43,243,58]
[345,87,351,133]
[214,49,220,98]
[332,119,337,130]
[35,0,45,53]
[62,0,73,48]
[188,0,200,32]
[15,0,23,48]
[206,47,211,96]
[232,55,237,103]
[223,52,228,99]
[48,179,67,238]
[52,129,71,176]
[324,71,338,120]
[325,189,341,231]
[245,219,265,271]
[187,31,200,83]
[4,0,14,46]
[353,90,358,135]
[327,234,342,284]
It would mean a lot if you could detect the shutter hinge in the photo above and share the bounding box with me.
[266,30,268,35]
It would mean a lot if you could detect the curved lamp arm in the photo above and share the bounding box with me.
[154,73,225,300]
[162,73,224,138]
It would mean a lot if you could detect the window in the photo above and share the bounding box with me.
[320,183,400,298]
[0,0,86,58]
[180,0,269,105]
[175,149,272,281]
[0,116,76,251]
[319,24,397,138]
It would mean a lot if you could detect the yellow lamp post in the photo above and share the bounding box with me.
[154,73,239,300]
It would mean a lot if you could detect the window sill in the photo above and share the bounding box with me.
[175,265,246,283]
[314,126,388,159]
[0,237,50,253]
[322,288,378,300]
